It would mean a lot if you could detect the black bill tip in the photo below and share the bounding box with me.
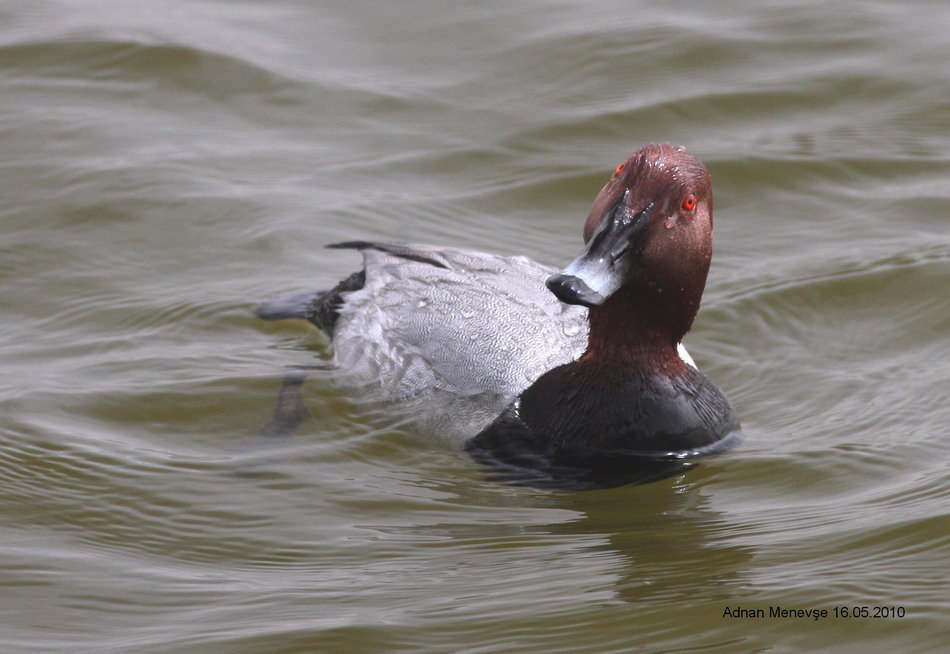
[546,273,605,308]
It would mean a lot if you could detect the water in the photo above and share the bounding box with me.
[1,0,948,652]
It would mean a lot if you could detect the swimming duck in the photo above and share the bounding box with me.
[257,143,741,477]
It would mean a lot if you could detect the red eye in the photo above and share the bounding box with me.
[613,162,625,176]
[682,194,697,211]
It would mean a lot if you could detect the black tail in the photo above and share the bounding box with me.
[255,289,327,321]
[255,269,365,337]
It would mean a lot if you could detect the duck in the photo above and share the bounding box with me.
[257,143,741,481]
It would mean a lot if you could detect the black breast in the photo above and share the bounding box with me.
[465,362,741,487]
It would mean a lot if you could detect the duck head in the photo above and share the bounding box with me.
[547,143,713,351]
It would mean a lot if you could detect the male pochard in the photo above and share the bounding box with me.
[258,143,741,481]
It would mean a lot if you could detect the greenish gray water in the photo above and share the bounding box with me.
[1,1,948,652]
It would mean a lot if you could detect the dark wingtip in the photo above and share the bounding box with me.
[325,241,450,269]
[326,241,372,251]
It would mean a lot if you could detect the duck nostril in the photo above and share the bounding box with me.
[610,244,629,265]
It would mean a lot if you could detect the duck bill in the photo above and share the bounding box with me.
[546,190,652,308]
